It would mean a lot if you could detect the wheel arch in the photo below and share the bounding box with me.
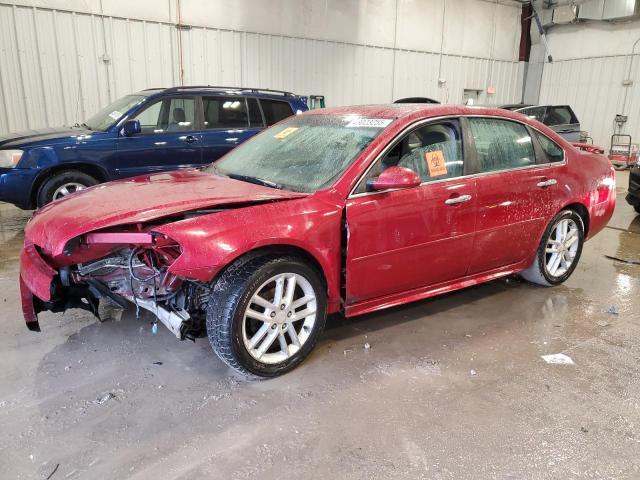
[31,163,109,208]
[209,243,339,309]
[560,202,590,238]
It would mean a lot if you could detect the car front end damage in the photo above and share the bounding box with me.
[20,226,210,340]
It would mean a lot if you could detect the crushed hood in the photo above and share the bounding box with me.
[25,169,306,256]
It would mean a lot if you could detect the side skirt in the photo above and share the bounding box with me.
[344,262,526,318]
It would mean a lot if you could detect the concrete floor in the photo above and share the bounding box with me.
[0,172,639,480]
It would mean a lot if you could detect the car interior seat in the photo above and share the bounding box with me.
[167,108,187,131]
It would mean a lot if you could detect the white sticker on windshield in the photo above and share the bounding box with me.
[345,118,393,128]
[108,110,122,120]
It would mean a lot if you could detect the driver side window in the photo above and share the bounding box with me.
[355,119,464,194]
[132,97,195,134]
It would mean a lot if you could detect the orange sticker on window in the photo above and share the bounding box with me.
[274,127,298,139]
[425,150,447,177]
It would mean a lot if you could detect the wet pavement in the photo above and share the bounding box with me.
[0,172,639,479]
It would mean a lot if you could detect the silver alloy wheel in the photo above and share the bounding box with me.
[544,218,579,278]
[242,273,317,364]
[52,182,86,200]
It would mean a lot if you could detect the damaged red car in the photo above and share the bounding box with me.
[20,105,616,377]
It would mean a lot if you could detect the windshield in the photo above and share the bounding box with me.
[206,114,391,192]
[83,94,146,131]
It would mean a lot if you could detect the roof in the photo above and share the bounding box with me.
[303,104,534,122]
[137,85,300,98]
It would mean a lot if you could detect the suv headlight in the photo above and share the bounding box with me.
[0,149,23,168]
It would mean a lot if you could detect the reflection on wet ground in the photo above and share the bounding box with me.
[0,172,639,479]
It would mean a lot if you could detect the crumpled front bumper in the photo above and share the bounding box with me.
[19,239,57,331]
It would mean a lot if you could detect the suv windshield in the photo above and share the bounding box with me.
[206,114,390,192]
[83,94,146,131]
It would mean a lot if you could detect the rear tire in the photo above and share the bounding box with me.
[520,210,584,287]
[37,170,98,207]
[206,255,327,378]
[634,205,640,215]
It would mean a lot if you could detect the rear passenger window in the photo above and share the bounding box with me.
[469,118,535,172]
[260,99,294,126]
[202,97,248,128]
[545,106,577,126]
[534,131,564,163]
[519,106,546,122]
[247,98,264,127]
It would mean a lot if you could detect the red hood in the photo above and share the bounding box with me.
[26,169,306,256]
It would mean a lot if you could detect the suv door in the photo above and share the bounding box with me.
[544,106,580,141]
[115,96,202,177]
[345,118,477,304]
[466,117,560,274]
[200,96,263,164]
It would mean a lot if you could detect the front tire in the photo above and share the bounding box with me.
[520,210,584,287]
[634,204,640,215]
[207,255,327,378]
[37,170,98,207]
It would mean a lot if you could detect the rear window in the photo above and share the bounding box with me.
[260,99,294,126]
[545,106,578,126]
[534,131,564,163]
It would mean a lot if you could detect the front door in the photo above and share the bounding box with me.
[346,118,477,304]
[115,96,202,178]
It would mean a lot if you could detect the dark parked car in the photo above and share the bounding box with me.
[627,164,640,214]
[500,104,581,142]
[0,86,308,209]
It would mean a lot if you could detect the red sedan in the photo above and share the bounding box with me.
[19,105,615,377]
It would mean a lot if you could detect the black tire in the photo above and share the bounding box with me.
[520,210,585,287]
[206,255,327,378]
[634,205,640,215]
[36,170,98,207]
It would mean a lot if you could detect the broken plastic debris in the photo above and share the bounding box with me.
[607,306,619,315]
[541,353,575,365]
[363,342,371,350]
[151,322,158,335]
[95,392,116,404]
[470,369,477,376]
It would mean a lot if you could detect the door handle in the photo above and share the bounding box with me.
[537,179,557,188]
[444,194,472,205]
[181,135,199,144]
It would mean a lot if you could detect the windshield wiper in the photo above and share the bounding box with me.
[227,173,283,189]
[72,122,93,131]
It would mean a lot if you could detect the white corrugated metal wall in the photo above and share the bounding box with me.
[538,20,640,147]
[0,1,525,134]
[539,55,639,147]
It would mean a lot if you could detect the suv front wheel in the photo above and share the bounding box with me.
[207,255,327,378]
[37,170,98,207]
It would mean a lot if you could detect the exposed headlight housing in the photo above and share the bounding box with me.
[0,149,23,168]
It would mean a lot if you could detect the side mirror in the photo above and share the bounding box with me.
[122,119,141,137]
[366,166,421,192]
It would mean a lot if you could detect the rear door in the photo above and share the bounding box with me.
[200,96,263,164]
[466,117,559,274]
[345,118,477,304]
[544,106,580,142]
[115,96,202,177]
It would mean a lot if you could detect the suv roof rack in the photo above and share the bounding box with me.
[151,85,296,97]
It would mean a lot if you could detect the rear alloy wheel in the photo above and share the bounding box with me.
[207,256,327,378]
[520,210,584,286]
[37,170,98,207]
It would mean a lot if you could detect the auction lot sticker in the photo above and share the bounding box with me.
[346,118,393,128]
[274,127,299,139]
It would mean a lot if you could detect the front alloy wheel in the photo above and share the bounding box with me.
[207,255,327,378]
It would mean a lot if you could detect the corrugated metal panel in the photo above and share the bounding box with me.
[0,3,524,134]
[539,55,639,147]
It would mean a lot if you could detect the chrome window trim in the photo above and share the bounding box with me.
[348,114,567,199]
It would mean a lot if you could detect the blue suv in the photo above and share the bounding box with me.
[0,86,308,209]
